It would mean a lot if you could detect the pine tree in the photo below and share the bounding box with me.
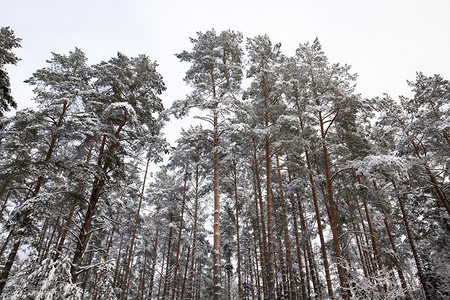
[0,27,21,117]
[173,29,244,299]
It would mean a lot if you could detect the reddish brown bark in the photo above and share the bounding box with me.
[170,163,189,300]
[319,110,349,300]
[232,160,243,299]
[123,151,152,300]
[392,178,431,300]
[274,151,297,299]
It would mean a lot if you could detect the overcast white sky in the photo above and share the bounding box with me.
[2,0,450,144]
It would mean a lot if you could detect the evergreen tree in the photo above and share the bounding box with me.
[0,27,21,116]
[173,29,244,300]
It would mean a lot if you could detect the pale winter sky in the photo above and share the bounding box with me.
[2,0,450,144]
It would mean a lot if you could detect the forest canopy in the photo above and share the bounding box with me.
[0,27,448,300]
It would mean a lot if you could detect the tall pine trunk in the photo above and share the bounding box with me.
[274,151,297,299]
[319,111,349,300]
[232,160,243,299]
[296,109,333,299]
[391,178,431,300]
[123,151,152,300]
[170,163,189,300]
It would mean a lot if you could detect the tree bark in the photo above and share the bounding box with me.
[263,77,276,299]
[252,137,269,300]
[297,111,334,299]
[147,223,160,299]
[213,106,221,300]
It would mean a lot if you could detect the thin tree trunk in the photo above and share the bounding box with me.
[0,190,11,220]
[252,138,269,300]
[274,151,297,299]
[41,214,61,261]
[297,123,334,298]
[391,178,431,300]
[179,244,191,300]
[296,95,335,299]
[262,74,276,300]
[264,125,276,300]
[139,246,148,300]
[356,199,376,277]
[273,214,289,299]
[170,163,189,300]
[253,231,262,300]
[113,235,124,289]
[157,248,167,300]
[93,208,119,300]
[123,151,152,300]
[0,231,12,260]
[36,217,50,261]
[288,189,307,299]
[123,241,137,299]
[0,238,21,296]
[344,195,370,280]
[357,176,385,289]
[33,101,69,195]
[162,213,174,300]
[147,223,160,300]
[245,200,256,300]
[232,159,243,299]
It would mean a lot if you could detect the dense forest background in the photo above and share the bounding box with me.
[0,27,449,299]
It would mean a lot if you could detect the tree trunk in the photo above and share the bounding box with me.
[0,231,12,260]
[162,213,174,300]
[179,244,191,300]
[113,235,124,289]
[381,209,411,300]
[232,160,243,299]
[391,178,431,300]
[147,223,160,299]
[252,137,269,300]
[170,163,189,300]
[41,214,61,261]
[319,111,349,300]
[213,107,221,300]
[297,112,334,299]
[187,164,199,300]
[274,151,297,299]
[123,151,152,300]
[245,199,257,300]
[344,195,370,280]
[0,238,21,296]
[288,189,307,299]
[33,101,69,195]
